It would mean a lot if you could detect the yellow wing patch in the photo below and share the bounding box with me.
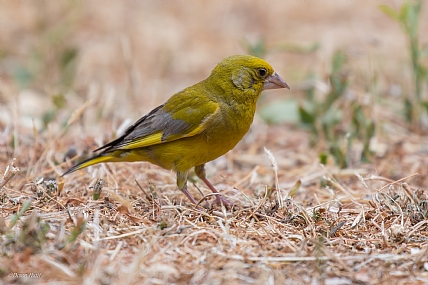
[119,132,163,150]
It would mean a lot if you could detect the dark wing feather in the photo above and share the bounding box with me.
[94,93,220,153]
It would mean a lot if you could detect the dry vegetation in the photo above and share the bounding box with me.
[1,1,428,284]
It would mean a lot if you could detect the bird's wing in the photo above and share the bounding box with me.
[95,93,219,152]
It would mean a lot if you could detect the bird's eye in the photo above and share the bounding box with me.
[258,68,267,77]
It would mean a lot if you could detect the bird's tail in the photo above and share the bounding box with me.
[62,154,114,177]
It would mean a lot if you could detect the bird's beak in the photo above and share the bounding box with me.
[263,72,290,90]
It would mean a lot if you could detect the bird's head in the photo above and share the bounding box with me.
[208,55,289,101]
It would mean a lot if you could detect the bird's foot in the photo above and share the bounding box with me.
[195,193,234,209]
[213,195,234,207]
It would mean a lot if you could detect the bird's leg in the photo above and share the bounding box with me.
[176,171,198,204]
[194,164,233,206]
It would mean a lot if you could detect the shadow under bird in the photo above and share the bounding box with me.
[62,54,289,205]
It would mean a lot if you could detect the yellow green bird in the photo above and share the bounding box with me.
[63,55,289,205]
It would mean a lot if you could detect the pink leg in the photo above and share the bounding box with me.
[177,170,198,204]
[194,164,234,206]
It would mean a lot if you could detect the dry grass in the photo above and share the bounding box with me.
[2,1,428,284]
[2,123,428,284]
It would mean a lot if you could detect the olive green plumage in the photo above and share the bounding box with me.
[63,55,289,205]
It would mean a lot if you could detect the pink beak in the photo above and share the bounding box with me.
[263,72,290,90]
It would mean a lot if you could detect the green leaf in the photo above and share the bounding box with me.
[366,121,376,139]
[299,101,316,123]
[42,109,57,128]
[13,66,33,88]
[60,47,78,69]
[288,180,301,197]
[418,65,427,80]
[9,200,32,228]
[400,2,410,23]
[405,2,420,38]
[379,5,401,22]
[67,218,86,244]
[404,98,413,122]
[259,99,300,124]
[332,51,346,74]
[361,120,375,163]
[158,220,168,230]
[319,153,328,165]
[321,108,342,127]
[60,47,78,87]
[421,101,428,113]
[304,81,316,102]
[329,144,347,168]
[52,93,66,109]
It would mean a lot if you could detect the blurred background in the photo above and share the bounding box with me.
[1,0,428,178]
[3,2,428,283]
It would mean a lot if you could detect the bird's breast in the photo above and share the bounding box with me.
[204,101,256,147]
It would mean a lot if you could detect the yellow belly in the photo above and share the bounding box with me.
[127,129,244,171]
